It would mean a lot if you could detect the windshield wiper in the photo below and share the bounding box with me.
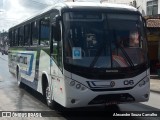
[116,43,134,67]
[112,29,134,68]
[89,39,107,68]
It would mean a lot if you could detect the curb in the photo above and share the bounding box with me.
[0,57,7,62]
[150,90,160,94]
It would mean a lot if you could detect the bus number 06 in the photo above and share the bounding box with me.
[123,80,134,85]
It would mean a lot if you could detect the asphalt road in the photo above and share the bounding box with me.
[0,54,159,120]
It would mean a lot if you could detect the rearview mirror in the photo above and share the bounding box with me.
[142,17,147,28]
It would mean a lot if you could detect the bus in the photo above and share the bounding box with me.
[8,2,150,109]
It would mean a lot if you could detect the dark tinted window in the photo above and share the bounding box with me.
[24,24,30,46]
[40,16,50,46]
[9,30,12,47]
[15,29,19,46]
[12,30,15,46]
[31,21,39,46]
[19,27,24,46]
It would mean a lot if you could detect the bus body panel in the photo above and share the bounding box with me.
[62,69,150,108]
[50,60,66,106]
[37,50,51,94]
[70,70,148,89]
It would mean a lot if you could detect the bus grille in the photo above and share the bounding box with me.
[88,93,135,105]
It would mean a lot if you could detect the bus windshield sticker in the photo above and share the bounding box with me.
[72,47,82,59]
[86,33,97,48]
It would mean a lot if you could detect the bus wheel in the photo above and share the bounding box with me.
[17,69,23,88]
[45,84,57,109]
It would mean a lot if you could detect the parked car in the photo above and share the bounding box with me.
[1,45,8,55]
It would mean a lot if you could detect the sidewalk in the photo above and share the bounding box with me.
[0,53,8,61]
[0,53,159,93]
[150,75,160,94]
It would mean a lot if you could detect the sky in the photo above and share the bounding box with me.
[0,0,118,32]
[0,0,65,31]
[0,0,102,31]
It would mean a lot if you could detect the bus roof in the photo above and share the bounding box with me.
[62,2,138,11]
[9,2,138,30]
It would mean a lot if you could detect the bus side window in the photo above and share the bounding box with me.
[15,29,19,46]
[52,22,63,70]
[24,24,31,46]
[40,16,50,46]
[12,31,15,46]
[20,56,23,63]
[9,30,12,47]
[31,21,39,46]
[19,27,24,46]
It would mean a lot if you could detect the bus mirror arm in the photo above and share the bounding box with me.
[142,17,147,28]
[55,15,61,25]
[52,25,61,41]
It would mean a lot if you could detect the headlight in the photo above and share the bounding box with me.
[70,81,75,86]
[69,80,87,91]
[76,84,81,89]
[139,77,149,87]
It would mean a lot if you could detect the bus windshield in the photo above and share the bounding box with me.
[63,12,147,69]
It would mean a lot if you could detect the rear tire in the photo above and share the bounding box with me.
[17,69,23,88]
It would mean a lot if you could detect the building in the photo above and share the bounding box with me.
[144,0,160,73]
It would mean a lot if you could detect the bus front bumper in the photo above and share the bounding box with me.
[63,77,150,108]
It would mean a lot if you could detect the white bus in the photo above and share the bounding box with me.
[8,2,150,109]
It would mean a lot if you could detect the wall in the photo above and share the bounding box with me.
[136,0,147,16]
[102,0,147,16]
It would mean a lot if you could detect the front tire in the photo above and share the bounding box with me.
[45,83,57,109]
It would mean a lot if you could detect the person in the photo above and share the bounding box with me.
[129,30,139,47]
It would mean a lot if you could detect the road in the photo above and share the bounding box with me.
[0,54,159,120]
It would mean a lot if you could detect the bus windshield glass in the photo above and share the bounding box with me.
[63,12,147,69]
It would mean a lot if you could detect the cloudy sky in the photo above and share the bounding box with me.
[0,0,102,31]
[0,0,63,31]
